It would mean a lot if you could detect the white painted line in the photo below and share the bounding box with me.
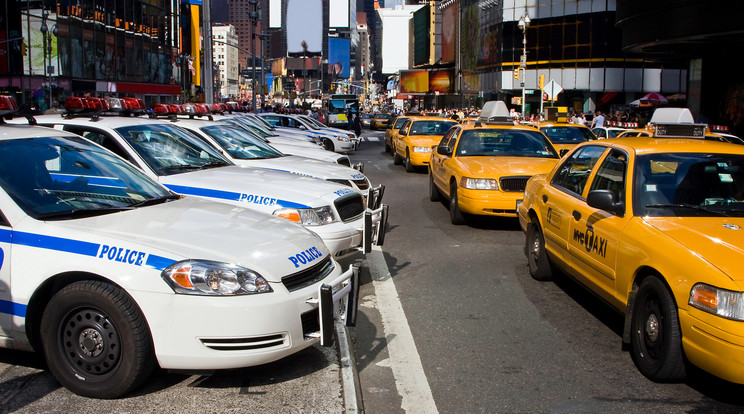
[336,320,361,413]
[367,245,438,413]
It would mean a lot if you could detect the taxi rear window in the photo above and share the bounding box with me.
[540,126,594,143]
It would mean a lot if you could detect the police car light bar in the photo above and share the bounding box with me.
[0,95,20,121]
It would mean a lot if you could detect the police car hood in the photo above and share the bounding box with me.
[55,197,328,281]
[158,165,352,208]
[267,135,322,149]
[271,143,343,163]
[232,155,365,182]
[644,217,744,281]
[454,156,558,176]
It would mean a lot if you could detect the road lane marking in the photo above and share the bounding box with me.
[367,245,439,413]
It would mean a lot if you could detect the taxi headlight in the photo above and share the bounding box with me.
[689,283,744,321]
[274,206,337,226]
[460,177,499,190]
[161,260,272,295]
[412,146,431,153]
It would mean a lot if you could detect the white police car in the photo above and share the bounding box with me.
[28,106,385,257]
[0,102,358,398]
[260,113,356,153]
[171,117,373,195]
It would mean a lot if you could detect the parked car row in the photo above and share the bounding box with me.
[0,95,387,398]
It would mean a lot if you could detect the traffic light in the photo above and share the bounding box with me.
[514,68,520,80]
[539,74,545,89]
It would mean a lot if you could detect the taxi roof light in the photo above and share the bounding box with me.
[477,101,514,125]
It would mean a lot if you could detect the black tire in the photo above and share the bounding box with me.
[384,137,391,153]
[323,138,334,151]
[526,222,553,281]
[405,150,415,172]
[429,171,440,201]
[630,276,686,382]
[393,150,402,165]
[40,280,155,399]
[449,181,466,225]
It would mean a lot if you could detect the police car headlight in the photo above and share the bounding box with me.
[274,206,337,226]
[460,177,499,190]
[412,146,431,153]
[336,135,350,142]
[689,283,744,321]
[161,260,273,296]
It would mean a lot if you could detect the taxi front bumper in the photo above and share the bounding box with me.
[679,307,744,384]
[136,264,359,371]
[408,150,432,167]
[458,188,523,217]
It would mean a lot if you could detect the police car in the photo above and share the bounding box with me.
[169,117,374,196]
[0,97,359,398]
[259,113,356,153]
[26,100,386,257]
[518,107,744,384]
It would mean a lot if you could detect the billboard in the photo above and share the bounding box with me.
[286,0,322,56]
[329,0,350,28]
[270,0,281,28]
[430,69,454,93]
[400,70,429,93]
[441,4,456,64]
[412,5,431,66]
[328,37,350,79]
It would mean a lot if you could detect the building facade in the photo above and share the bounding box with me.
[213,24,240,99]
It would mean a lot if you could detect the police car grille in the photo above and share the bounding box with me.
[282,256,334,292]
[337,157,351,167]
[334,193,365,222]
[199,334,286,351]
[301,309,320,338]
[499,176,531,192]
[352,178,370,190]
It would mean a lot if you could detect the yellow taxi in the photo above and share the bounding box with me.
[385,115,409,153]
[518,107,744,384]
[393,116,458,172]
[429,101,560,224]
[538,122,596,153]
[371,113,393,130]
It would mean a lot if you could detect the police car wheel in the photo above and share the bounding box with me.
[629,276,686,382]
[40,280,155,398]
[526,222,553,281]
[323,138,334,151]
[404,151,415,172]
[449,182,466,225]
[429,171,440,201]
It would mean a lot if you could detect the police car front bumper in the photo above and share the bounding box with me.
[136,264,359,371]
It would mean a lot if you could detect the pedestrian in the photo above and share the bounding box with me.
[353,112,362,137]
[576,112,587,126]
[591,110,605,128]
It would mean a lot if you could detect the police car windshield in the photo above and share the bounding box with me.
[200,125,284,160]
[300,115,326,128]
[116,124,231,176]
[455,129,559,158]
[635,153,744,217]
[540,126,595,144]
[410,120,457,136]
[0,135,172,220]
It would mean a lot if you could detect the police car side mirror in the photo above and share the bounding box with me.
[436,145,452,156]
[299,125,307,130]
[587,190,624,215]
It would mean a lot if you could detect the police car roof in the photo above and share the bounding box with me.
[0,123,82,141]
[31,114,174,128]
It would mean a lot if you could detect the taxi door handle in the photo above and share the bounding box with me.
[572,210,581,221]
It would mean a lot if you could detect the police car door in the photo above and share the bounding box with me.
[0,210,10,335]
[567,148,630,300]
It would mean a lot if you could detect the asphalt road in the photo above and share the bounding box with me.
[349,129,744,414]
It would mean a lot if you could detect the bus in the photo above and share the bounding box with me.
[327,94,359,129]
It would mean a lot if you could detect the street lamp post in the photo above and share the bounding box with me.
[518,13,530,121]
[39,12,56,111]
[259,33,270,108]
[249,0,258,113]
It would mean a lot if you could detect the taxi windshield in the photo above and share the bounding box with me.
[200,125,284,160]
[116,124,231,176]
[0,136,173,220]
[540,126,594,144]
[455,129,559,158]
[409,120,457,135]
[635,153,744,217]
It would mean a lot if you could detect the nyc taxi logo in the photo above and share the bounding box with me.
[572,227,608,258]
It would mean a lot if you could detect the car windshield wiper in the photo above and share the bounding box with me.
[198,161,230,169]
[163,164,203,172]
[645,203,730,217]
[129,194,181,208]
[36,206,134,220]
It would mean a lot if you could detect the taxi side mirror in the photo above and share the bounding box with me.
[436,145,452,156]
[587,190,624,215]
[559,149,569,157]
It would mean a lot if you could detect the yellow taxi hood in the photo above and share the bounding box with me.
[454,156,558,176]
[643,217,744,281]
[408,135,443,146]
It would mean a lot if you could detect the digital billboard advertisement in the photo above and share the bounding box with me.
[328,37,350,79]
[286,0,322,56]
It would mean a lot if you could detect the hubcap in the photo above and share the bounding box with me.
[59,308,121,379]
[645,313,659,342]
[79,328,104,357]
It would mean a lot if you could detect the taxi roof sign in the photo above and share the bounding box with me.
[477,101,513,125]
[650,107,695,124]
[649,108,706,138]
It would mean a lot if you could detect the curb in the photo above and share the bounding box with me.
[336,320,363,413]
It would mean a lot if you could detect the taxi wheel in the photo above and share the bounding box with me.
[323,138,334,151]
[449,182,466,225]
[429,171,440,201]
[384,139,391,153]
[405,150,415,172]
[630,276,686,382]
[40,280,155,399]
[393,150,402,165]
[526,222,553,281]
